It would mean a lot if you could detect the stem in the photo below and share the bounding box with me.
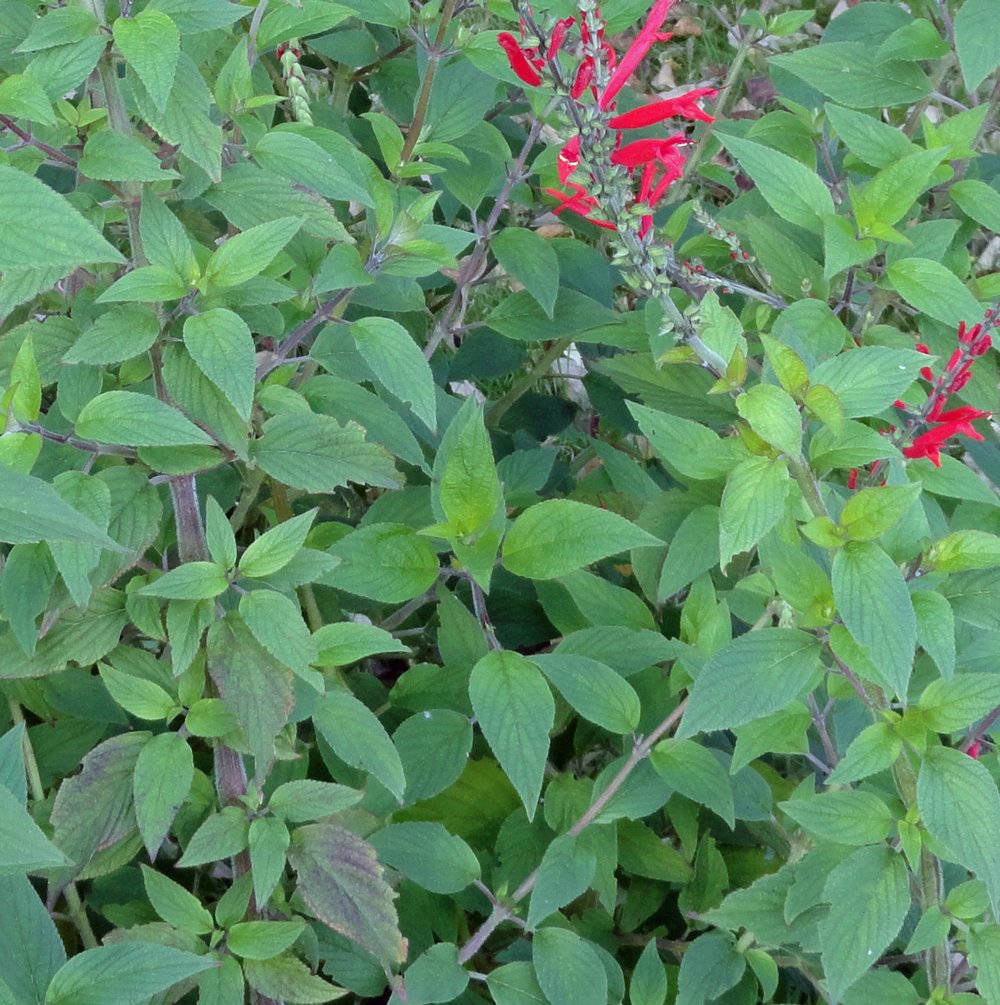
[487,337,574,427]
[0,115,77,166]
[787,455,829,519]
[399,0,458,164]
[457,699,687,964]
[669,29,756,204]
[229,467,267,533]
[7,697,99,950]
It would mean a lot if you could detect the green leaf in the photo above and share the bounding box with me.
[113,10,179,112]
[675,932,745,1005]
[818,846,911,1000]
[268,780,363,823]
[770,42,930,108]
[139,562,229,600]
[351,317,436,431]
[9,334,40,422]
[252,129,373,207]
[96,264,188,302]
[45,944,214,1005]
[227,921,305,961]
[719,134,833,233]
[628,402,743,480]
[140,193,198,282]
[780,790,894,845]
[852,148,948,235]
[832,542,916,698]
[434,398,502,536]
[0,466,120,550]
[0,874,66,1004]
[492,228,560,318]
[242,955,346,1004]
[140,864,213,934]
[76,391,215,447]
[532,928,607,1005]
[0,783,70,873]
[0,73,54,125]
[401,943,469,1005]
[487,962,547,1005]
[469,650,554,819]
[249,815,290,910]
[240,590,318,681]
[719,456,790,570]
[203,217,301,289]
[134,730,193,860]
[928,530,1000,572]
[370,821,480,894]
[913,590,956,679]
[78,129,178,183]
[920,674,1000,731]
[629,940,668,1005]
[313,622,408,668]
[183,309,255,421]
[658,506,720,601]
[918,745,1000,917]
[394,710,473,804]
[650,739,735,827]
[968,925,1000,1004]
[312,689,405,800]
[323,524,438,603]
[239,509,317,579]
[810,348,927,418]
[678,628,822,737]
[954,0,1000,89]
[735,383,802,455]
[198,955,245,1005]
[64,304,160,364]
[951,179,1000,233]
[824,103,917,168]
[289,821,405,967]
[178,806,249,867]
[530,653,641,734]
[839,484,921,542]
[887,258,982,327]
[205,496,237,570]
[99,663,174,720]
[0,164,123,271]
[503,500,660,580]
[252,411,400,494]
[207,613,295,774]
[527,833,597,929]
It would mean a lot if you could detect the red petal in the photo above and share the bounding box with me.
[498,33,542,85]
[600,0,678,108]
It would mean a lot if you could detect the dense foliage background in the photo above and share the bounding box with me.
[1,0,1000,1002]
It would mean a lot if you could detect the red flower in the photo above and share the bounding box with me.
[498,32,542,86]
[600,0,677,109]
[547,17,575,59]
[608,88,717,128]
[968,740,982,759]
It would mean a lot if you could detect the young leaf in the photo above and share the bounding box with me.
[238,508,317,579]
[140,864,213,934]
[204,496,237,570]
[469,650,554,819]
[134,731,193,860]
[719,456,790,570]
[139,562,229,600]
[227,920,305,960]
[249,815,290,911]
[112,10,180,112]
[202,217,302,289]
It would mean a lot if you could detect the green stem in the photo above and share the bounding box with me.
[7,697,99,950]
[487,337,574,427]
[230,467,266,533]
[399,0,458,164]
[788,455,829,519]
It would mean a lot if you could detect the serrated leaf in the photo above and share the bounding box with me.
[954,0,1000,89]
[918,745,1000,916]
[492,228,560,318]
[887,258,982,328]
[239,509,317,579]
[351,317,436,431]
[0,164,123,271]
[134,731,193,861]
[228,920,305,961]
[78,129,178,182]
[113,10,179,112]
[64,304,160,365]
[183,309,255,420]
[832,541,916,698]
[312,689,405,800]
[780,790,893,845]
[532,928,607,1005]
[502,500,660,580]
[312,622,408,668]
[0,783,70,873]
[140,864,213,934]
[76,391,215,447]
[650,739,735,827]
[203,217,301,289]
[139,562,229,600]
[629,940,667,1005]
[527,833,597,929]
[370,821,480,893]
[243,954,346,1003]
[678,628,822,737]
[469,650,554,819]
[268,780,363,823]
[530,653,640,734]
[289,821,404,967]
[719,455,790,569]
[818,846,911,1000]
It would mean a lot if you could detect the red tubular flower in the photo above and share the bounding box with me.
[968,740,982,759]
[547,17,575,59]
[973,333,993,356]
[600,0,677,108]
[611,135,687,168]
[570,58,595,98]
[608,88,717,129]
[847,468,859,490]
[498,32,542,86]
[934,406,991,439]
